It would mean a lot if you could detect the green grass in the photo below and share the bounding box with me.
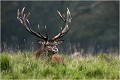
[0,51,120,79]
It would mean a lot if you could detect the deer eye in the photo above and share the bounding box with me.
[47,46,51,48]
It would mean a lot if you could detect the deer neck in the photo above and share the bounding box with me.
[33,45,55,58]
[32,45,45,57]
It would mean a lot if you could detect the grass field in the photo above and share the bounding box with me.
[0,51,120,79]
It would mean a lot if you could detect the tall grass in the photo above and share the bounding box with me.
[0,51,120,79]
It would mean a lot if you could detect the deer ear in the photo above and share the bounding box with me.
[57,40,64,45]
[37,40,43,44]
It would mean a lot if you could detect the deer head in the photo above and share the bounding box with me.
[17,7,71,58]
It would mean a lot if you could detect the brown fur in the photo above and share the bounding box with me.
[32,45,46,58]
[32,45,55,58]
[51,55,65,65]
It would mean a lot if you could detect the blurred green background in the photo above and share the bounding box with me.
[1,1,119,54]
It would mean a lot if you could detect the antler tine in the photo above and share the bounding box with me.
[26,12,30,19]
[21,7,25,16]
[52,8,72,40]
[17,7,47,40]
[57,10,65,22]
[45,25,48,40]
[17,9,23,24]
[67,7,71,24]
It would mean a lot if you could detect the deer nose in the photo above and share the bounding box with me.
[53,46,58,52]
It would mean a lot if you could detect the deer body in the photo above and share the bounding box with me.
[17,7,71,58]
[32,45,46,58]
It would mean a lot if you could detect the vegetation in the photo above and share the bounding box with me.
[1,52,120,79]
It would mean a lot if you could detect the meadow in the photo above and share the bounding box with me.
[0,51,120,79]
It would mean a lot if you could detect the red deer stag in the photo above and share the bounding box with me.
[17,7,71,58]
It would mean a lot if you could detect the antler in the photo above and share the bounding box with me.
[52,8,72,40]
[17,7,48,40]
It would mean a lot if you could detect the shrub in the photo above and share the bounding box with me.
[0,54,12,73]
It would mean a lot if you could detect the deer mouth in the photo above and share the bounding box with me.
[48,47,58,54]
[52,46,58,53]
